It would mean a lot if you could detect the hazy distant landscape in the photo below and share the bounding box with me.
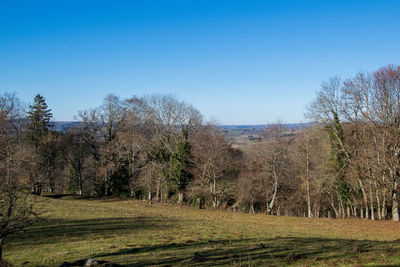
[53,121,312,147]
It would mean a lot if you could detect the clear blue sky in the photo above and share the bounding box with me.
[1,0,400,124]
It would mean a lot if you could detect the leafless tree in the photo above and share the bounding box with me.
[292,126,333,217]
[188,124,241,208]
[78,94,124,195]
[0,93,37,260]
[256,123,292,215]
[236,151,268,213]
[0,182,37,260]
[341,66,400,220]
[140,95,202,202]
[306,66,400,221]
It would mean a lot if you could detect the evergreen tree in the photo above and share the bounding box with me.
[325,111,351,214]
[168,129,192,195]
[26,94,53,195]
[27,94,52,153]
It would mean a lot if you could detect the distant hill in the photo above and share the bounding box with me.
[218,123,313,131]
[50,121,314,133]
[51,121,82,132]
[219,123,314,147]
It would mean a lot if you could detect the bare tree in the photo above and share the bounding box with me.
[63,127,92,195]
[342,66,400,221]
[306,66,400,221]
[292,126,333,217]
[236,151,268,213]
[0,93,37,260]
[140,95,202,202]
[256,123,292,215]
[78,94,124,195]
[188,124,241,208]
[112,97,150,197]
[0,182,37,260]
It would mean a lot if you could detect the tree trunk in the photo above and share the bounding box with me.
[330,199,338,218]
[391,174,399,221]
[177,192,184,204]
[392,197,399,221]
[250,201,255,213]
[388,169,399,221]
[340,199,345,218]
[306,178,312,218]
[104,180,109,196]
[352,205,357,218]
[382,194,387,219]
[129,183,134,198]
[306,143,312,218]
[211,179,217,208]
[370,185,375,220]
[0,238,3,260]
[392,187,399,221]
[267,169,278,215]
[359,179,369,219]
[314,203,320,218]
[78,172,83,196]
[196,197,201,209]
[376,189,381,220]
[155,182,160,201]
[148,186,152,201]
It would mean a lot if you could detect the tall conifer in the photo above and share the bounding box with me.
[26,94,52,153]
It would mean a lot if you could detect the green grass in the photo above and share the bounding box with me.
[5,196,400,266]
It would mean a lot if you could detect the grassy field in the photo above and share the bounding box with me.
[5,196,400,266]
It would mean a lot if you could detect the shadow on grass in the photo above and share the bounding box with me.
[7,203,400,266]
[10,216,178,247]
[40,193,107,200]
[40,193,72,199]
[94,237,400,266]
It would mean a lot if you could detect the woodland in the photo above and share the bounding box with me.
[2,65,400,261]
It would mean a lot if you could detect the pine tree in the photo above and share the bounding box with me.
[168,128,192,203]
[27,94,52,153]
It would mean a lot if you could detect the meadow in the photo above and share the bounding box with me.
[5,196,400,266]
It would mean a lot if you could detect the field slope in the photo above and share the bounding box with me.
[5,196,400,266]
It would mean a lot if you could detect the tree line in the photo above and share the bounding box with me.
[2,65,400,227]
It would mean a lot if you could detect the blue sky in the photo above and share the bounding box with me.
[1,0,400,124]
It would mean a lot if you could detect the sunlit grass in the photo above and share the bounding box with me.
[5,196,400,266]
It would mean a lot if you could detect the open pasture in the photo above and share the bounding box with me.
[5,196,400,266]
